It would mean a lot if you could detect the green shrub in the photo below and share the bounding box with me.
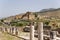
[1,19,4,22]
[43,20,50,25]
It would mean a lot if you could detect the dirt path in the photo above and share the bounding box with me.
[0,32,21,40]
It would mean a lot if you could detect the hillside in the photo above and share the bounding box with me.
[36,8,60,17]
[3,8,60,22]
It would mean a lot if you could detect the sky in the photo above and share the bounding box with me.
[0,0,60,18]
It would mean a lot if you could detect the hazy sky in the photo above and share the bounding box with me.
[0,0,60,18]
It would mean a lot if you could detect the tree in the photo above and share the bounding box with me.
[44,20,50,25]
[1,19,4,22]
[34,13,38,17]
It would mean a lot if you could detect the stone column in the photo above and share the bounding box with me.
[12,27,14,34]
[15,28,18,35]
[10,27,13,34]
[2,27,5,32]
[50,31,56,40]
[5,27,7,32]
[7,28,10,33]
[30,24,34,40]
[13,27,16,35]
[38,22,43,40]
[10,28,11,34]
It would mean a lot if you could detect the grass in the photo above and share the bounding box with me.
[0,31,21,40]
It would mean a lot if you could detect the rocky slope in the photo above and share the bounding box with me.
[3,8,60,22]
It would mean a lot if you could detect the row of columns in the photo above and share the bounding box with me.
[30,22,57,40]
[0,27,18,35]
[0,22,57,40]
